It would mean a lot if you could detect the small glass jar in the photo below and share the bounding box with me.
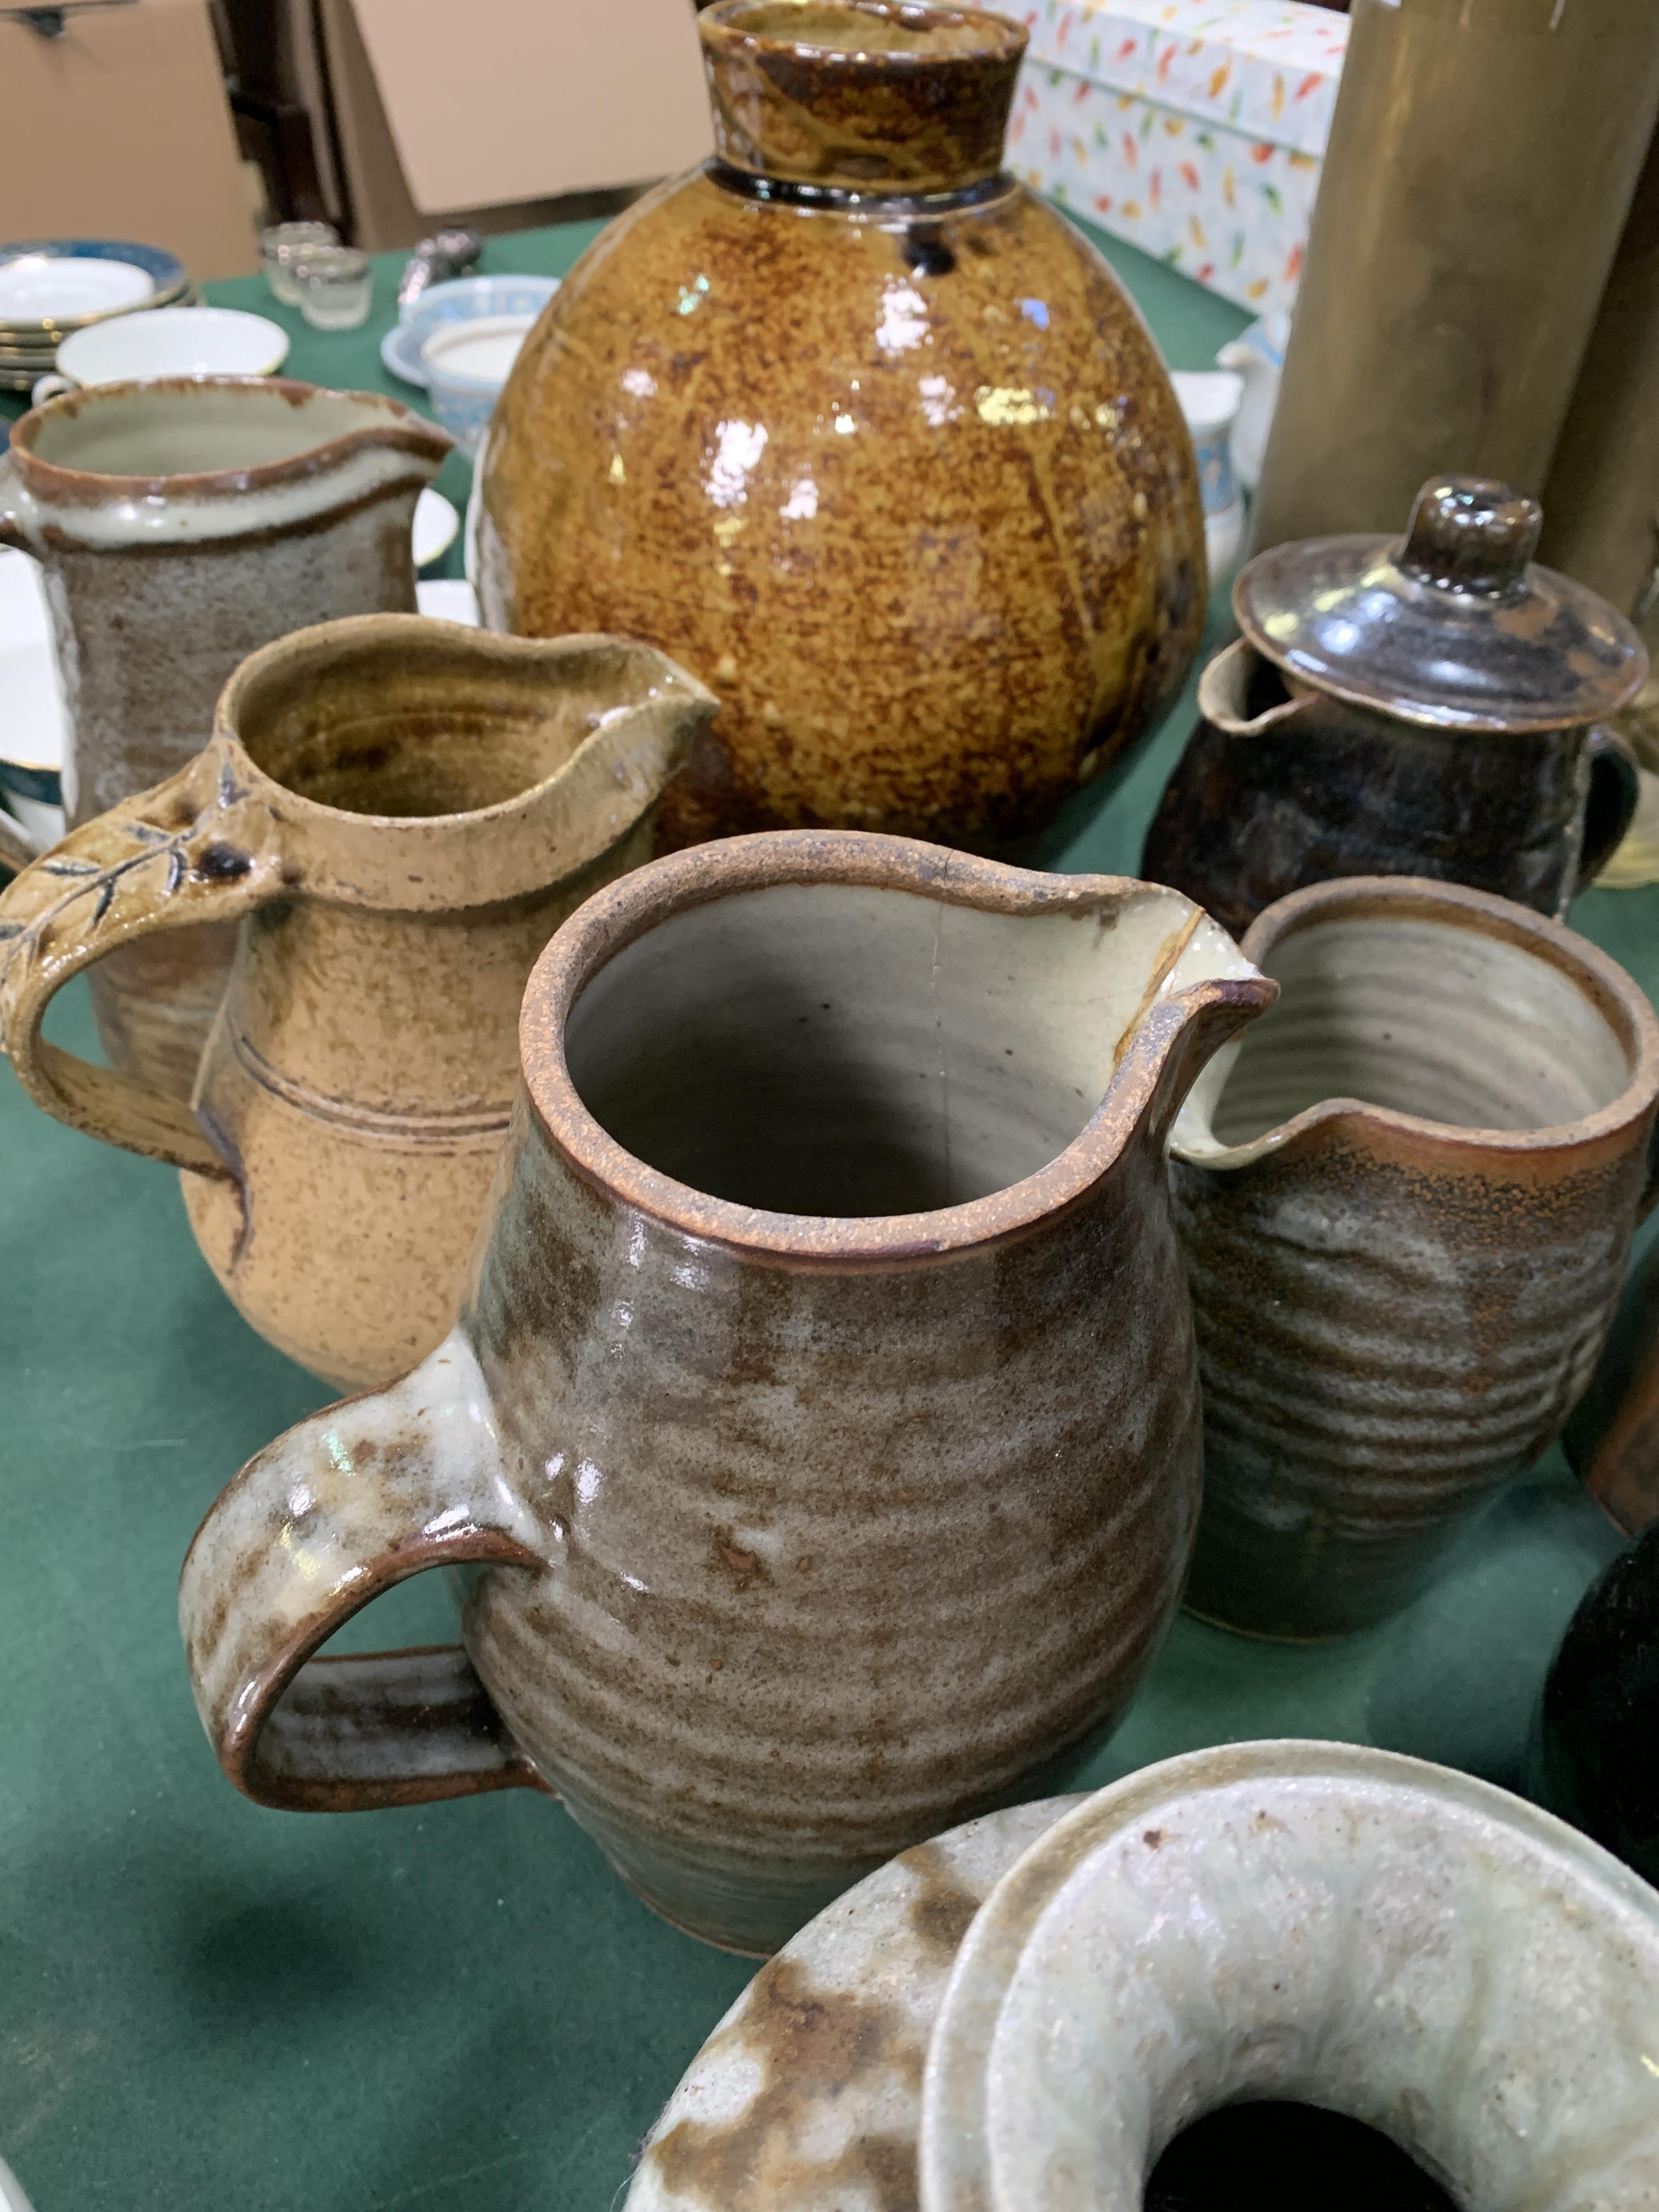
[260,221,340,307]
[293,246,374,332]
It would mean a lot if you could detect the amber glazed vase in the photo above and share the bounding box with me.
[476,0,1205,852]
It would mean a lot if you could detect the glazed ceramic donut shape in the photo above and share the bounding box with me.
[920,1741,1659,2211]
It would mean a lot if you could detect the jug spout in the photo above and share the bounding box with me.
[528,835,1276,1244]
[1107,893,1280,1158]
[1195,636,1314,738]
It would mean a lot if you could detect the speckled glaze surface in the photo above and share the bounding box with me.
[177,832,1273,1955]
[476,0,1204,854]
[920,1741,1659,2212]
[0,616,713,1387]
[628,1796,1082,2211]
[1142,478,1646,930]
[1168,876,1659,1640]
[0,379,452,1099]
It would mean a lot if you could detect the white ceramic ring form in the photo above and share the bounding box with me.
[38,306,290,402]
[920,1740,1659,2211]
[627,1796,1083,2209]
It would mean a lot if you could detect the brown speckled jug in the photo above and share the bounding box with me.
[0,616,714,1388]
[177,833,1273,1955]
[477,0,1205,853]
[0,379,452,1099]
[1169,876,1659,1640]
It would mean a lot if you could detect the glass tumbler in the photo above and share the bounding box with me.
[294,247,375,332]
[261,221,340,307]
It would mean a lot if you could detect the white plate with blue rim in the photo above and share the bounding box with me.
[380,273,559,388]
[0,238,188,332]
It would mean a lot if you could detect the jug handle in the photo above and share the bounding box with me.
[1197,636,1314,736]
[0,807,40,877]
[1579,725,1643,890]
[179,1331,551,1810]
[0,748,285,1180]
[0,449,43,553]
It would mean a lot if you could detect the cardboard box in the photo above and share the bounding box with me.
[1008,0,1348,317]
[319,0,713,252]
[0,0,258,281]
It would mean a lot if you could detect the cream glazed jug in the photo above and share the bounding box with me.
[179,833,1274,1955]
[0,616,715,1389]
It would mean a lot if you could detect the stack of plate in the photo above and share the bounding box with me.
[0,239,190,392]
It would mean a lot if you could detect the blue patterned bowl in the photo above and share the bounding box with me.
[421,314,540,458]
[380,274,559,388]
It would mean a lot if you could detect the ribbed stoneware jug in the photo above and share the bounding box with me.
[1169,874,1659,1640]
[178,833,1273,1955]
[0,616,714,1388]
[0,377,452,1096]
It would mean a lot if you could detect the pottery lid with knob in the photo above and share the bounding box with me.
[1234,475,1648,732]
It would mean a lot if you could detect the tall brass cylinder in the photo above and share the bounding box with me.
[1538,120,1659,612]
[1251,0,1659,555]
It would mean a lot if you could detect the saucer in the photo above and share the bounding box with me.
[380,319,430,387]
[0,548,66,778]
[413,488,459,569]
[0,546,67,861]
[53,305,289,389]
[382,273,559,390]
[415,578,478,625]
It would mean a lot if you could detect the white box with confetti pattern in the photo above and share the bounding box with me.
[1008,0,1348,318]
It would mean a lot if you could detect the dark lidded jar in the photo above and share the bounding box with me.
[1143,476,1646,931]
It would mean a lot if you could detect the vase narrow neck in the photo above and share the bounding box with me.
[698,0,1025,195]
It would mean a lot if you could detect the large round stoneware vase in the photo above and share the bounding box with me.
[178,833,1273,1956]
[475,0,1205,853]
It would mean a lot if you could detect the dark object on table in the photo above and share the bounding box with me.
[1249,0,1659,555]
[477,0,1205,855]
[1565,1238,1659,1536]
[1146,2102,1455,2212]
[1142,476,1646,935]
[397,225,483,313]
[1537,1521,1659,1886]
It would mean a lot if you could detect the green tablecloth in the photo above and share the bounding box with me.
[1,214,1651,2210]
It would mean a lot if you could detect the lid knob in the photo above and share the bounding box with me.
[1398,475,1541,598]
